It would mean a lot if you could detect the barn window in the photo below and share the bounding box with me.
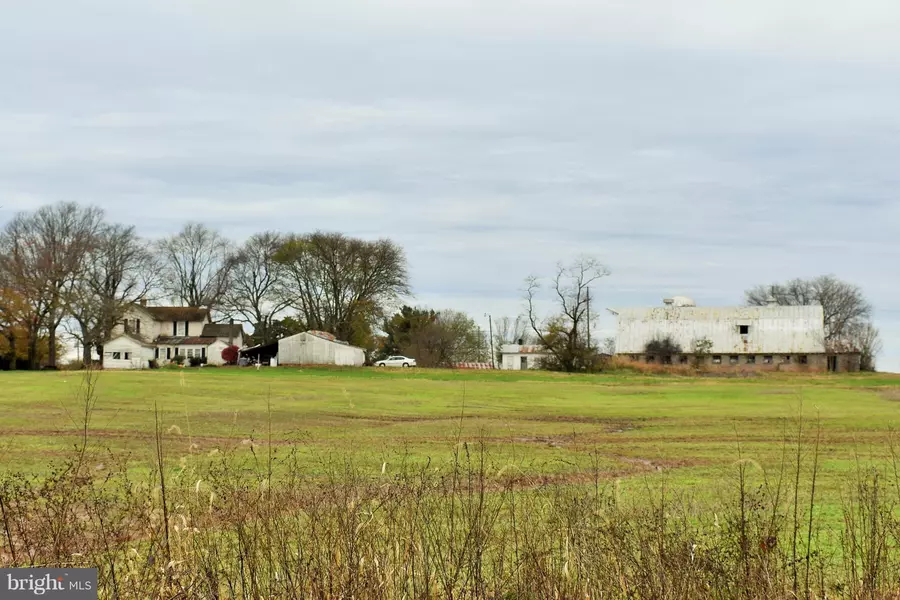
[712,355,722,364]
[763,355,773,364]
[646,355,656,363]
[679,355,689,364]
[662,355,672,364]
[112,352,121,360]
[729,355,739,364]
[799,355,808,365]
[739,325,750,335]
[746,355,756,364]
[783,355,792,363]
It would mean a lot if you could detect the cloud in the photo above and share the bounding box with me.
[1,0,899,371]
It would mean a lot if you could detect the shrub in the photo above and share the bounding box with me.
[148,359,159,370]
[221,345,239,365]
[644,335,683,356]
[188,356,204,367]
[173,354,186,365]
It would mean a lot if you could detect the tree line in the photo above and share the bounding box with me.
[0,201,469,369]
[0,202,883,371]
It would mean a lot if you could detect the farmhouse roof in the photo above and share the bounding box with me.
[143,306,211,322]
[155,336,218,346]
[201,323,244,338]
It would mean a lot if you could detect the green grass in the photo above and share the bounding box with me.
[1,368,898,503]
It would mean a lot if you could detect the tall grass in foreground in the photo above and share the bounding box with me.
[1,374,900,599]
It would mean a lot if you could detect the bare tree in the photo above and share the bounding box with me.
[0,202,104,368]
[745,274,879,368]
[525,256,610,372]
[221,232,291,344]
[492,315,531,365]
[157,223,234,310]
[410,310,488,367]
[67,223,156,363]
[275,232,410,348]
[848,322,882,372]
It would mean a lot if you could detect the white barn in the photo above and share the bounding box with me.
[612,304,826,356]
[277,331,366,367]
[607,296,861,371]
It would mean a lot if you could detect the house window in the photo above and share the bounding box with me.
[187,349,195,358]
[783,355,792,363]
[763,355,773,364]
[739,325,750,335]
[799,355,808,365]
[166,347,172,360]
[712,355,722,364]
[124,352,131,360]
[173,321,178,336]
[112,352,121,360]
[646,355,656,363]
[135,319,141,334]
[155,348,160,360]
[201,347,207,359]
[746,355,756,364]
[729,355,739,365]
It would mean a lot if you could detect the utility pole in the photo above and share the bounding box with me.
[586,287,591,350]
[485,313,495,369]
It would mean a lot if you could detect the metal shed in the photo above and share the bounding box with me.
[277,331,366,366]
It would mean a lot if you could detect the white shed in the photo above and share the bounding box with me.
[499,344,550,370]
[277,331,366,366]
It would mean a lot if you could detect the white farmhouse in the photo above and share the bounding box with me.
[277,330,366,366]
[102,303,244,369]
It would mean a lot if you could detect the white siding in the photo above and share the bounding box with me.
[278,333,365,366]
[103,337,154,370]
[613,306,826,354]
[207,340,229,365]
[499,344,549,370]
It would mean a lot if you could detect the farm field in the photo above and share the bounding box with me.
[1,367,899,501]
[3,367,900,598]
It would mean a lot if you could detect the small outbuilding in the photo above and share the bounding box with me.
[277,331,366,367]
[499,343,550,370]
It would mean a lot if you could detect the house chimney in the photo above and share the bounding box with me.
[766,296,778,307]
[228,318,235,347]
[139,299,148,307]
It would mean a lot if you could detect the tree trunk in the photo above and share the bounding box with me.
[82,341,92,365]
[28,323,39,370]
[48,322,58,367]
[9,334,16,371]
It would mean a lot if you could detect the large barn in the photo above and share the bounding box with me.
[610,296,860,372]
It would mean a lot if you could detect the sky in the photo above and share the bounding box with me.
[1,0,898,370]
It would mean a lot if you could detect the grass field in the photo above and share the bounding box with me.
[2,368,899,499]
[3,368,900,598]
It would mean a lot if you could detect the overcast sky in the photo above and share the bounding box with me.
[2,0,899,370]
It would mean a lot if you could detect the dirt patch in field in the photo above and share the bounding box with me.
[879,389,900,402]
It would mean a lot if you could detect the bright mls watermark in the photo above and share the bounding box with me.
[1,569,97,599]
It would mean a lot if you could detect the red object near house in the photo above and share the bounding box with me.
[221,345,239,365]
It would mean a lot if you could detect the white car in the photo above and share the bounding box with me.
[376,355,417,368]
